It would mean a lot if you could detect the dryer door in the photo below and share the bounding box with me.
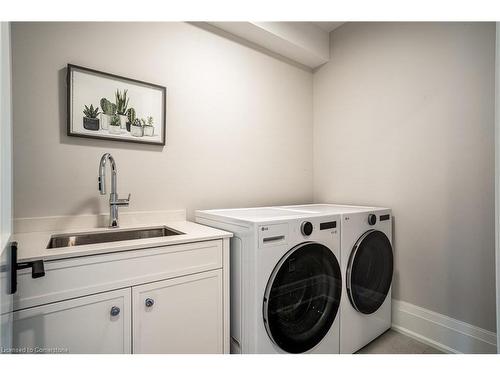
[347,230,393,315]
[263,242,341,353]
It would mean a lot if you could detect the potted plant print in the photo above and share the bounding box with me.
[115,89,129,129]
[82,104,100,131]
[143,116,154,136]
[100,98,117,130]
[126,108,136,132]
[108,114,122,135]
[130,118,143,137]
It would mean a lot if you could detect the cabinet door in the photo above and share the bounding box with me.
[13,288,131,354]
[133,269,223,354]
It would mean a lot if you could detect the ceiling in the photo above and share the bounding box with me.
[311,22,344,32]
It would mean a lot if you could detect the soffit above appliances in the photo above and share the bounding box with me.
[207,22,344,69]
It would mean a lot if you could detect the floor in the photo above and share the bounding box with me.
[356,329,444,354]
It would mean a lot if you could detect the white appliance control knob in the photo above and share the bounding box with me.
[301,221,313,236]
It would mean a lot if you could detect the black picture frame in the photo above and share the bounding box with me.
[66,64,167,146]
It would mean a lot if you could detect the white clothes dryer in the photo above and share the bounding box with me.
[280,204,393,353]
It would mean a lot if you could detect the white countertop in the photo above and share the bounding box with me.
[12,220,232,262]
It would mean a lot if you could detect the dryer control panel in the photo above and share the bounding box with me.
[295,216,339,242]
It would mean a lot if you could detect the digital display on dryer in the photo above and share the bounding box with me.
[320,221,337,230]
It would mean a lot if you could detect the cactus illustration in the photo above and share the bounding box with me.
[115,89,129,115]
[100,98,109,114]
[83,104,100,119]
[82,104,101,131]
[110,114,121,126]
[130,118,144,137]
[126,108,136,124]
[143,116,154,136]
[100,98,116,115]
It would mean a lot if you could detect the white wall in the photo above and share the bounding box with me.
[314,22,496,331]
[0,21,13,350]
[11,22,313,220]
[496,22,500,351]
[0,23,12,253]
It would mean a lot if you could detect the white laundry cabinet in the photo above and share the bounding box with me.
[12,238,230,354]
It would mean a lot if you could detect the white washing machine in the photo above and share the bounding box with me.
[280,204,393,354]
[195,207,342,354]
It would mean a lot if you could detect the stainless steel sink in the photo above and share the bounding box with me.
[47,226,184,249]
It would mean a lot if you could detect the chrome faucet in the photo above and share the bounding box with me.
[98,153,131,228]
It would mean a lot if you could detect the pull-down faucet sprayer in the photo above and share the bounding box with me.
[98,153,130,228]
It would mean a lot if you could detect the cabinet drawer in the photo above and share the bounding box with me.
[132,269,223,354]
[13,288,131,354]
[15,240,222,310]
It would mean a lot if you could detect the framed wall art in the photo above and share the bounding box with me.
[67,64,166,145]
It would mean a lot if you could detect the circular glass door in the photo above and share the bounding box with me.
[347,230,393,315]
[263,242,341,353]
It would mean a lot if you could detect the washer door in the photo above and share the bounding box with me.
[263,242,342,353]
[347,230,393,315]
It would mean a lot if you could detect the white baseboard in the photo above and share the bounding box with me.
[392,299,497,354]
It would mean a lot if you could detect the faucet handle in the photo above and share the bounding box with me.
[121,193,131,205]
[113,193,131,206]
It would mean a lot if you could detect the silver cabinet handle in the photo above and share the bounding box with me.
[110,306,120,317]
[145,298,155,307]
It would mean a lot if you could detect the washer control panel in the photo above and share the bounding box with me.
[320,221,337,230]
[258,215,340,247]
[300,218,338,238]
